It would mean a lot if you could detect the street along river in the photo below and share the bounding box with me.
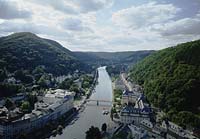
[51,66,113,139]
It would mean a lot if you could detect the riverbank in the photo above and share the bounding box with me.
[74,69,98,112]
[50,66,113,139]
[30,69,99,139]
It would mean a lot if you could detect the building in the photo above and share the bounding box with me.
[140,119,153,129]
[0,89,74,139]
[120,93,152,125]
[121,90,140,105]
[120,105,151,125]
[134,94,150,109]
[161,121,198,139]
[128,124,148,139]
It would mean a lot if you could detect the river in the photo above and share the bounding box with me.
[51,66,113,139]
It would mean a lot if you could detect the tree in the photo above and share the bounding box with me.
[0,69,7,82]
[82,81,90,89]
[21,101,31,112]
[59,79,73,89]
[101,123,107,132]
[70,84,80,98]
[32,66,45,75]
[0,83,24,97]
[27,94,37,109]
[4,98,15,109]
[37,75,49,88]
[14,70,33,84]
[110,107,117,120]
[86,126,102,139]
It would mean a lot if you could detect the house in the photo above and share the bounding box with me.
[120,92,152,125]
[161,121,198,139]
[120,104,151,125]
[121,90,139,105]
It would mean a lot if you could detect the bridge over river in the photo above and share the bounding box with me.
[86,99,113,107]
[51,66,113,139]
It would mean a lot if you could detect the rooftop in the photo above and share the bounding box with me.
[121,105,151,114]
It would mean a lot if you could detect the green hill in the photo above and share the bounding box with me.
[0,32,91,97]
[75,51,154,65]
[0,32,89,76]
[75,51,154,74]
[129,40,200,128]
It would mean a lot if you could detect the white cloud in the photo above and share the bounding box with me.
[29,0,78,15]
[0,0,31,19]
[29,0,113,14]
[152,15,200,36]
[0,20,71,38]
[73,0,114,13]
[112,2,180,29]
[145,10,200,45]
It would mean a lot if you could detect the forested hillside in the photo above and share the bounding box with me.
[0,32,90,97]
[0,32,89,75]
[129,40,200,128]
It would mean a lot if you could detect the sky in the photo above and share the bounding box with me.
[0,0,200,52]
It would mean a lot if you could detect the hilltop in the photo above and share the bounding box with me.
[0,32,89,76]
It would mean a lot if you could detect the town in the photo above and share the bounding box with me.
[0,67,199,139]
[0,69,98,139]
[108,72,198,139]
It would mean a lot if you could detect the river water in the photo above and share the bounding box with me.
[51,66,113,139]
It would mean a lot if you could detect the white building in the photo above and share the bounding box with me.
[120,93,152,125]
[0,89,74,139]
[120,105,151,125]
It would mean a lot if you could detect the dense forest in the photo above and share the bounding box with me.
[0,32,90,76]
[129,40,200,129]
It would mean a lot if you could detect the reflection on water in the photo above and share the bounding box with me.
[51,66,113,139]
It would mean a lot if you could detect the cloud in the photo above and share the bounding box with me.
[61,18,93,32]
[30,0,113,14]
[0,0,199,52]
[62,18,83,31]
[0,0,31,19]
[73,0,114,13]
[0,20,71,38]
[30,0,77,14]
[152,13,200,36]
[146,10,200,45]
[112,2,180,29]
[0,21,37,33]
